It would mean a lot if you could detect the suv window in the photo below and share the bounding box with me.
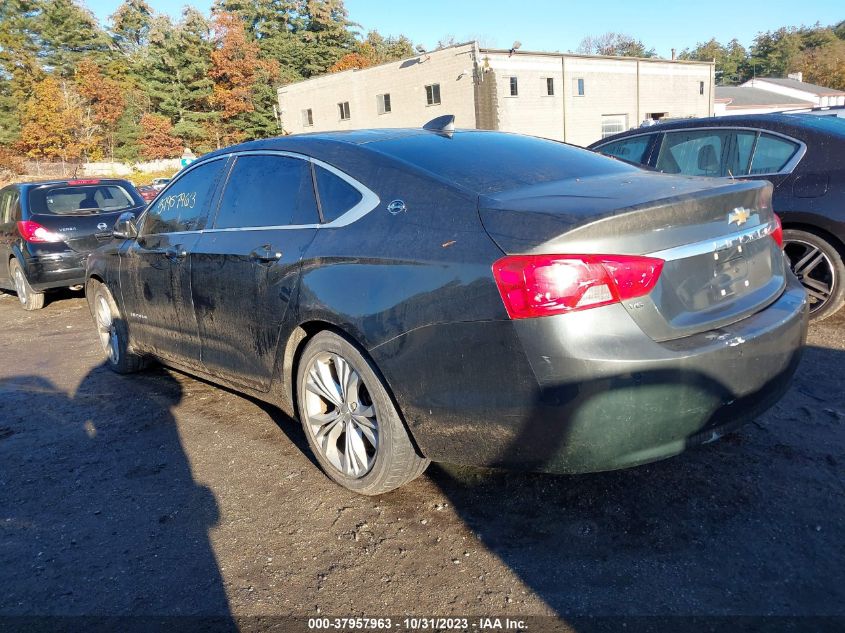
[598,135,654,165]
[213,154,319,229]
[749,133,800,174]
[655,129,756,177]
[142,160,226,235]
[314,165,363,223]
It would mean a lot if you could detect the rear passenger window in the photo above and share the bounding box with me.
[213,155,319,229]
[597,136,653,165]
[143,160,226,235]
[314,165,363,223]
[750,134,800,174]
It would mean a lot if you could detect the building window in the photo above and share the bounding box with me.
[338,101,350,120]
[507,76,518,96]
[545,77,554,96]
[601,114,628,139]
[573,77,585,96]
[377,93,391,115]
[699,81,705,95]
[301,108,313,127]
[425,83,441,106]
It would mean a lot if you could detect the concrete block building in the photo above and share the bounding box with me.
[277,42,715,147]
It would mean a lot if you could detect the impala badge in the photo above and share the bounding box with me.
[97,222,108,231]
[728,207,751,227]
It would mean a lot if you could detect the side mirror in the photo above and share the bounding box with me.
[113,212,138,240]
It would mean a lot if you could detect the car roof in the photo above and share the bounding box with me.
[199,128,503,161]
[589,113,845,147]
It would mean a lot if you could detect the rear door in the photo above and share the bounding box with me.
[190,152,320,390]
[652,128,758,178]
[119,158,229,365]
[0,188,18,287]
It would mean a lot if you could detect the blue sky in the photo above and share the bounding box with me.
[84,0,843,57]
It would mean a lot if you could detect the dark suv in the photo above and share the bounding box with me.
[0,179,146,310]
[589,114,845,321]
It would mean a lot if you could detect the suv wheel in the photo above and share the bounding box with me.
[296,331,429,495]
[783,229,845,321]
[10,259,45,311]
[87,280,147,374]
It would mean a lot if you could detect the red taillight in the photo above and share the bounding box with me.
[771,214,783,248]
[492,254,664,319]
[17,221,63,243]
[67,179,100,185]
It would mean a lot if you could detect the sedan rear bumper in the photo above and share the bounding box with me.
[22,251,87,290]
[372,273,808,473]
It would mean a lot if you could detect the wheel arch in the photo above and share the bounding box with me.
[781,220,845,259]
[278,318,427,458]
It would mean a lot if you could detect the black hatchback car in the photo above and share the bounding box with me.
[0,178,146,310]
[589,114,845,321]
[86,122,807,495]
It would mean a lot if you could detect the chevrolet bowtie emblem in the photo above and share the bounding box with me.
[728,207,751,226]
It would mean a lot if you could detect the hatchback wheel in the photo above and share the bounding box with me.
[782,229,845,321]
[87,280,147,374]
[296,331,429,495]
[10,259,45,311]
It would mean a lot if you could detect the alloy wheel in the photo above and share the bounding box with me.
[784,238,835,315]
[13,267,27,306]
[303,352,379,478]
[95,294,120,364]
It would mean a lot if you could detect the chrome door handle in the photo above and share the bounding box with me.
[250,247,282,263]
[165,245,187,261]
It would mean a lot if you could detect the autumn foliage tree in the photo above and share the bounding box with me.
[210,11,279,144]
[138,113,182,159]
[75,58,126,160]
[17,75,83,167]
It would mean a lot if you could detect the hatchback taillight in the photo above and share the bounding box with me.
[17,220,63,243]
[772,214,784,248]
[492,254,664,319]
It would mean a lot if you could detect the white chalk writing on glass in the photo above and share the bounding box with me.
[155,191,197,214]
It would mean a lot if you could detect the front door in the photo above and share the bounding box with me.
[119,158,229,365]
[191,153,320,390]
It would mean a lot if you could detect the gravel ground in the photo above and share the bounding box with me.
[0,290,843,624]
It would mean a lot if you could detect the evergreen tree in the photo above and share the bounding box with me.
[110,0,154,55]
[140,9,215,150]
[37,0,114,78]
[0,0,43,143]
[299,0,357,76]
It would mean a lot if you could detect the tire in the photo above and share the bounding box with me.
[783,228,845,322]
[296,331,429,495]
[10,259,45,311]
[86,280,147,374]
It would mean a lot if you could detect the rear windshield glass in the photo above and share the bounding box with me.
[369,131,634,194]
[29,184,140,215]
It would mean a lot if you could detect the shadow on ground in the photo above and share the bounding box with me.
[0,363,234,627]
[423,343,845,616]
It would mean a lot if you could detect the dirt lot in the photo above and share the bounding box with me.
[0,290,843,626]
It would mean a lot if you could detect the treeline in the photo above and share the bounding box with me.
[0,0,414,166]
[679,22,845,87]
[1,2,843,170]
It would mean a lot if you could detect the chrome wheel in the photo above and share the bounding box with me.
[784,238,835,315]
[95,293,120,364]
[13,267,27,306]
[303,352,378,478]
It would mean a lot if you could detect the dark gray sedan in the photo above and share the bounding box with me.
[85,121,808,494]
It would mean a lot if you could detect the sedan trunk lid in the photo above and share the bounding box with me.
[479,171,787,341]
